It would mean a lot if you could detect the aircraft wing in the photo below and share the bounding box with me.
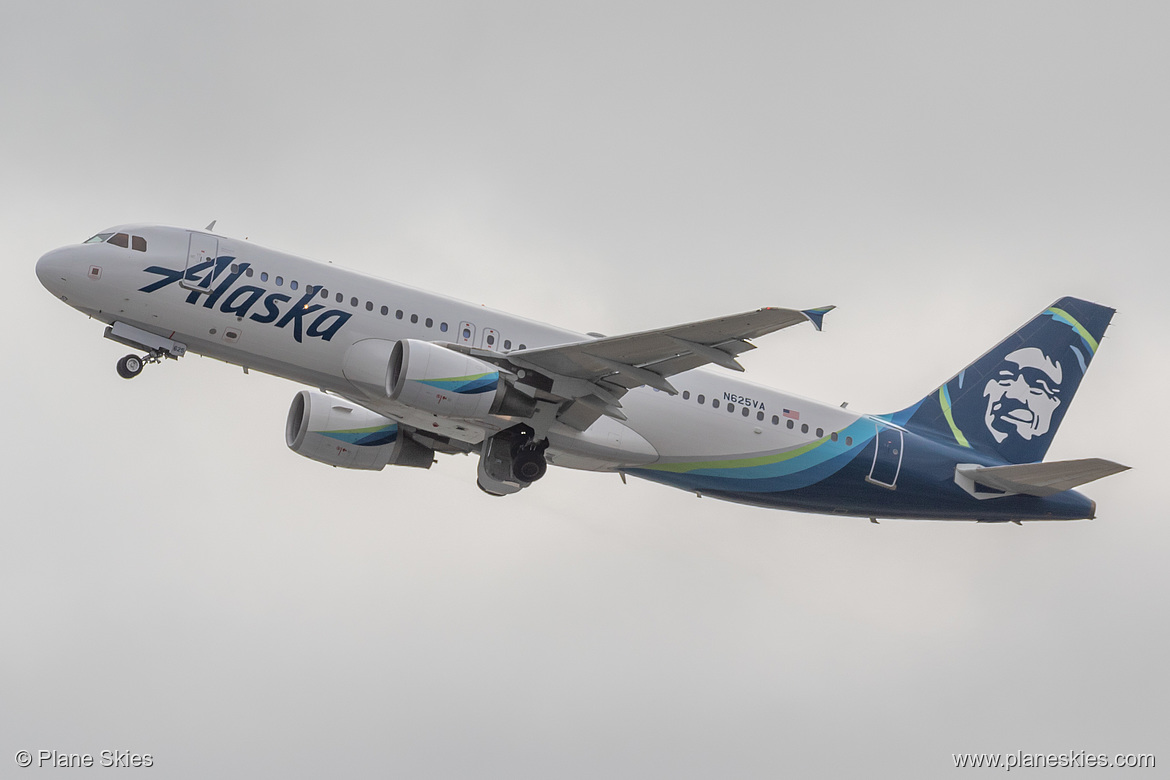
[510,306,831,389]
[469,305,833,429]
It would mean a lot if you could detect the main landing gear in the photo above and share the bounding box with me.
[476,424,550,496]
[115,349,168,379]
[510,432,549,483]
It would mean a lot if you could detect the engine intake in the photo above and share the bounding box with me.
[285,390,433,470]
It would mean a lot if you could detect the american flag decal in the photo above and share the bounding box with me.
[783,409,800,420]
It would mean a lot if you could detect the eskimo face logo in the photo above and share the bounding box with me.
[138,257,351,344]
[982,347,1062,443]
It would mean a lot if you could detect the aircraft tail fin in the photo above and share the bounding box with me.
[896,297,1115,464]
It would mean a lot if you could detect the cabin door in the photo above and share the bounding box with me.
[181,232,219,292]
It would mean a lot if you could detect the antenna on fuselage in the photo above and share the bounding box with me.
[204,220,217,231]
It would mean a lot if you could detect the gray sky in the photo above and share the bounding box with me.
[2,2,1166,777]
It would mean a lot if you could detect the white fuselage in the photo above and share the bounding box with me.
[37,224,864,472]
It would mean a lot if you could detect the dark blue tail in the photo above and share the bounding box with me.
[896,297,1115,464]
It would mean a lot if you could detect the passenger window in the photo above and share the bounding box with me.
[816,428,823,437]
[697,394,705,404]
[742,407,750,417]
[727,403,734,412]
[440,322,448,332]
[831,432,839,442]
[246,268,254,278]
[801,423,809,434]
[712,398,719,408]
[290,280,298,290]
[772,415,779,425]
[261,272,269,282]
[425,317,433,328]
[503,339,511,349]
[682,391,690,400]
[846,437,853,446]
[519,344,526,349]
[320,288,328,299]
[411,314,418,324]
[109,233,129,248]
[131,236,147,252]
[275,276,283,286]
[336,293,343,303]
[380,305,388,315]
[366,301,373,311]
[757,411,764,421]
[350,297,358,307]
[396,310,403,319]
[230,264,239,274]
[787,420,794,429]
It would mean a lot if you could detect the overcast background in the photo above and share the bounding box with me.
[2,2,1166,777]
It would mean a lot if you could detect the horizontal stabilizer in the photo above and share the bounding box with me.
[956,458,1129,497]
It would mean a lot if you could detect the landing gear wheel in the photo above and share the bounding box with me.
[116,354,144,379]
[512,448,548,483]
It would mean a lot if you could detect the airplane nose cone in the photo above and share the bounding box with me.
[36,248,70,294]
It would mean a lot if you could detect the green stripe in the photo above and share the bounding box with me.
[1047,306,1099,353]
[643,438,827,473]
[426,372,494,383]
[939,386,971,448]
[327,424,394,435]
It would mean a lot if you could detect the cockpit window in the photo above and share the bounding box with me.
[87,232,147,251]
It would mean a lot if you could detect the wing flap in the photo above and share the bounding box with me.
[956,458,1130,497]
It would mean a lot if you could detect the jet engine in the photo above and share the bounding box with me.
[285,390,433,470]
[386,339,536,419]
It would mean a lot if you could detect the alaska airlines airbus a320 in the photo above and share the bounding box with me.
[36,224,1128,521]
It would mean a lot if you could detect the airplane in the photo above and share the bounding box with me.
[35,223,1129,522]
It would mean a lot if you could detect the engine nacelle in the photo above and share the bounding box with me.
[387,339,536,419]
[285,390,433,470]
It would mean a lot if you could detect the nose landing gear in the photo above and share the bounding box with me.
[116,354,144,379]
[115,349,168,379]
[105,322,188,380]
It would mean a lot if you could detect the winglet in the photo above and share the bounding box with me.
[205,220,217,231]
[801,306,835,332]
